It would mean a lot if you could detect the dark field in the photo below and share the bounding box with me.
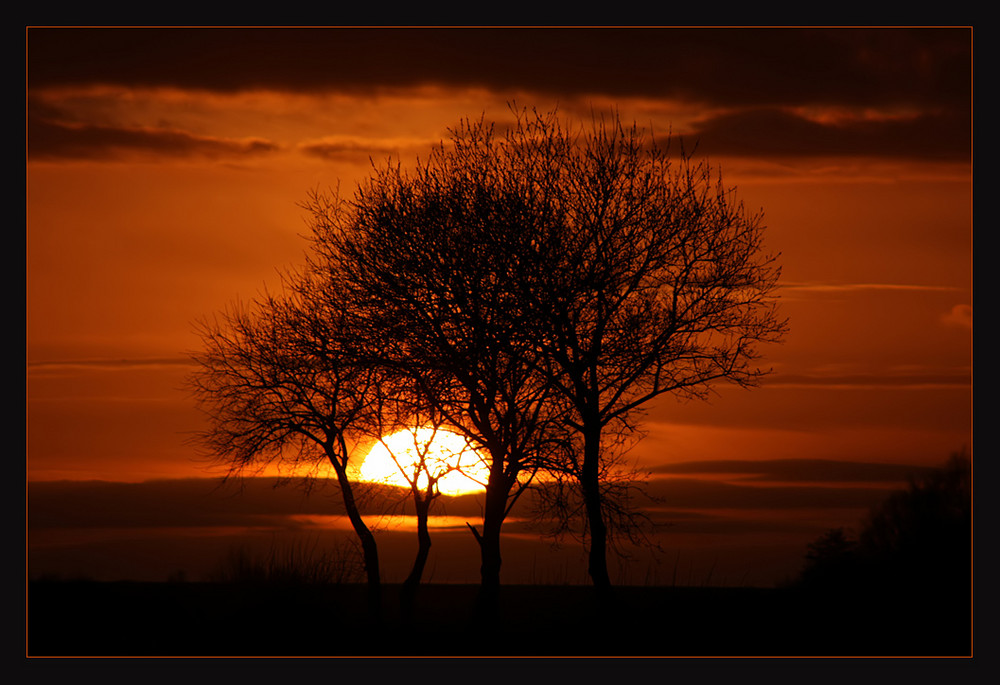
[27,580,972,658]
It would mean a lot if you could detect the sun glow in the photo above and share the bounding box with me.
[359,427,489,496]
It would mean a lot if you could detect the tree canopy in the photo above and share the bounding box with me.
[192,106,786,608]
[303,107,786,595]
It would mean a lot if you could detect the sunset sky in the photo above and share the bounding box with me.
[26,27,973,587]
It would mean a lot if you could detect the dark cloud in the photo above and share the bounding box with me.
[27,111,280,161]
[650,458,934,483]
[299,138,425,162]
[25,477,484,530]
[27,465,911,534]
[26,28,971,163]
[644,508,844,537]
[26,478,303,530]
[643,476,896,510]
[766,371,971,390]
[26,27,970,110]
[683,107,970,161]
[26,475,913,585]
[27,357,198,372]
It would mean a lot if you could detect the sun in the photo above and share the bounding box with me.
[359,427,489,496]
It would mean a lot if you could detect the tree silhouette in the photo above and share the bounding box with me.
[188,282,386,619]
[303,106,786,600]
[858,452,971,593]
[499,110,786,594]
[792,453,972,654]
[798,526,860,589]
[797,452,972,595]
[306,107,784,597]
[302,134,574,613]
[193,104,786,614]
[366,397,482,619]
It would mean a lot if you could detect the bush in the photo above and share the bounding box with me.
[797,451,971,594]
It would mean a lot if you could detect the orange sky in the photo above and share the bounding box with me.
[26,27,973,586]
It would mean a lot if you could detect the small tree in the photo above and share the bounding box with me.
[189,282,385,618]
[366,395,482,619]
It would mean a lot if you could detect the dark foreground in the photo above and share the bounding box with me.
[27,580,971,658]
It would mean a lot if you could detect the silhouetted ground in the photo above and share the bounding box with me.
[26,580,971,658]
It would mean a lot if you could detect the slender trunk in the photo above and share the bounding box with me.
[400,498,431,621]
[581,421,612,597]
[356,524,382,623]
[328,447,381,622]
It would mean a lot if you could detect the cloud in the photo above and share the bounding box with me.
[766,370,970,390]
[650,458,934,483]
[683,107,970,161]
[27,27,970,110]
[780,282,961,294]
[27,478,336,530]
[27,108,280,161]
[27,357,197,372]
[27,463,919,534]
[942,303,972,329]
[26,28,970,166]
[25,478,487,531]
[298,135,434,162]
[643,476,897,511]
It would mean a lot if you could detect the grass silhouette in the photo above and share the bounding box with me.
[208,536,363,587]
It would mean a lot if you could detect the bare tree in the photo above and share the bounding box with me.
[365,393,482,619]
[189,257,493,623]
[188,281,386,619]
[493,108,788,595]
[199,103,784,620]
[304,106,786,601]
[301,151,572,614]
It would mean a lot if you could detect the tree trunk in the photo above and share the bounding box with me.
[356,524,383,624]
[400,498,431,622]
[472,478,507,619]
[582,422,612,598]
[328,447,382,622]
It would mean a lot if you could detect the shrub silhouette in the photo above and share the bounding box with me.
[798,526,860,589]
[798,452,971,595]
